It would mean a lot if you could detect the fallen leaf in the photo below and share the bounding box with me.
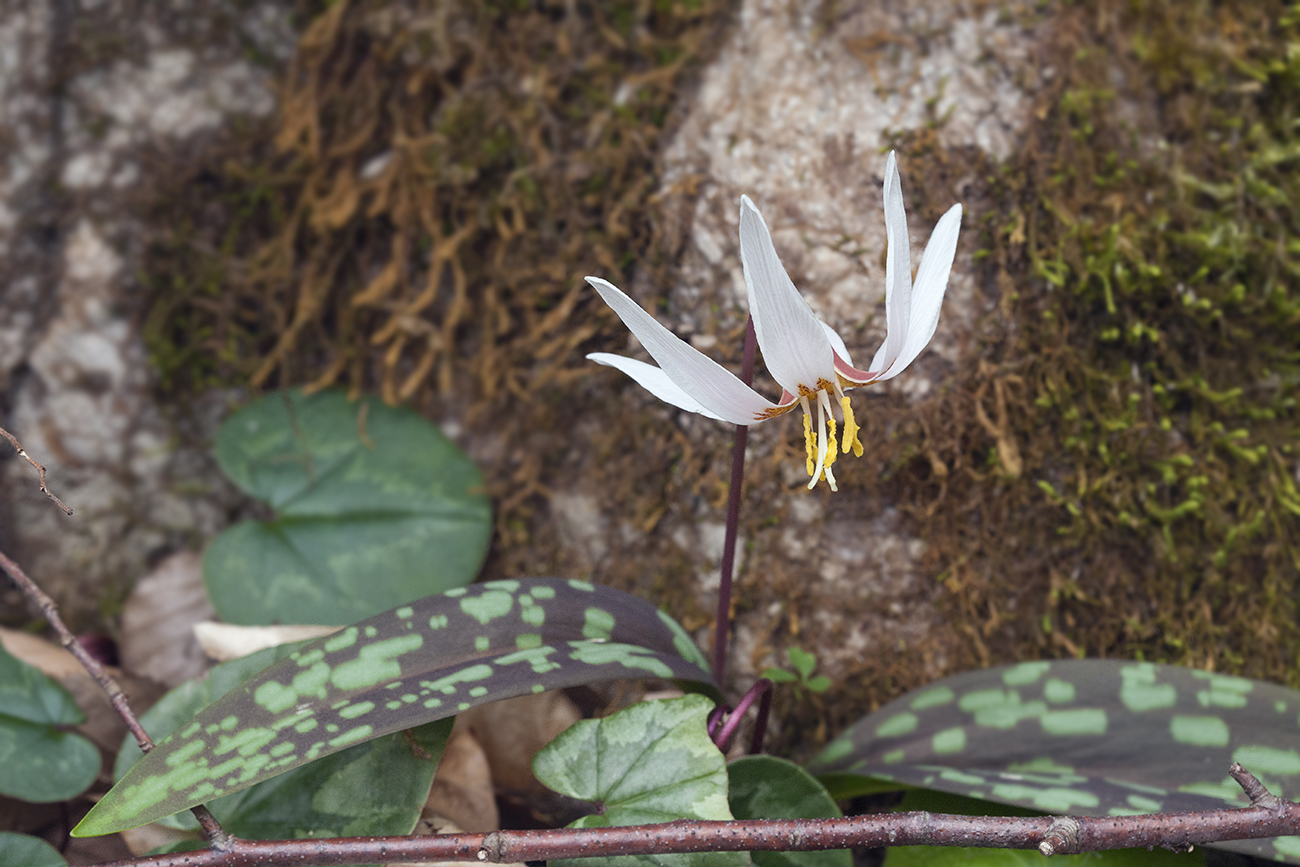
[120,552,214,688]
[192,622,341,662]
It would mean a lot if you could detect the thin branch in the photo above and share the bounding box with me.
[84,767,1300,867]
[0,425,73,514]
[0,546,231,845]
[0,434,231,845]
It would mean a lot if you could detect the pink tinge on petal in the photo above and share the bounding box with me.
[833,354,882,385]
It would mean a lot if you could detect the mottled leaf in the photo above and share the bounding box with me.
[534,695,747,867]
[727,756,850,867]
[810,660,1300,864]
[205,388,491,625]
[0,832,66,867]
[74,579,714,836]
[882,789,1201,866]
[110,642,451,843]
[0,642,100,803]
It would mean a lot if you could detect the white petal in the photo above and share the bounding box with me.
[738,195,837,392]
[586,353,726,421]
[586,277,776,424]
[876,202,962,381]
[871,151,913,374]
[817,320,854,368]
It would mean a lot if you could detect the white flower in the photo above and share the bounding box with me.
[587,151,962,491]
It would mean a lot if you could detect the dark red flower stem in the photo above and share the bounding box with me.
[713,317,757,688]
[713,678,773,753]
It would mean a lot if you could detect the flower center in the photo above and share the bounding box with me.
[800,382,864,491]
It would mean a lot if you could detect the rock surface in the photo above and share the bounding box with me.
[0,0,293,627]
[0,0,1039,744]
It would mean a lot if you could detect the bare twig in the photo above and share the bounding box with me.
[0,546,231,845]
[0,425,73,514]
[83,766,1300,867]
[0,434,231,845]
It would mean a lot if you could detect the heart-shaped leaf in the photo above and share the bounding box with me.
[0,642,100,803]
[0,832,66,867]
[534,694,747,867]
[727,756,850,867]
[205,389,491,625]
[74,579,715,836]
[809,660,1300,864]
[110,642,452,842]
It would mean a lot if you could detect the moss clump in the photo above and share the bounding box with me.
[890,0,1299,686]
[143,0,731,407]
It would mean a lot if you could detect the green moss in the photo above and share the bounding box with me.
[895,0,1299,687]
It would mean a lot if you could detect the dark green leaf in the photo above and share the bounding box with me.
[110,642,451,843]
[727,755,850,867]
[809,660,1300,864]
[534,695,746,867]
[74,579,714,837]
[0,832,66,867]
[205,389,491,625]
[0,641,85,726]
[882,789,1201,866]
[0,643,100,803]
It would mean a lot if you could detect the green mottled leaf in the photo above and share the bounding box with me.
[74,579,714,837]
[0,832,66,867]
[810,660,1300,864]
[882,790,1201,866]
[205,388,491,625]
[727,756,850,867]
[534,694,747,867]
[0,642,100,803]
[109,642,451,844]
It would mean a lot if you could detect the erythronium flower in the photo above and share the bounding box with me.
[587,151,963,491]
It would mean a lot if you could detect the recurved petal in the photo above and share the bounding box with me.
[876,202,962,381]
[873,150,913,375]
[586,353,725,421]
[586,277,777,424]
[739,195,837,392]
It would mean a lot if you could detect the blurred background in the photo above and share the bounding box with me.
[1,0,1297,761]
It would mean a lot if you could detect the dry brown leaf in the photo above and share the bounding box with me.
[425,726,497,833]
[119,551,214,688]
[457,691,581,796]
[193,622,342,662]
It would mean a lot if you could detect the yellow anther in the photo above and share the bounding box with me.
[841,396,864,457]
[803,412,816,476]
[825,417,839,469]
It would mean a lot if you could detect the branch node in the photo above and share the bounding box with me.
[1230,763,1282,811]
[1039,817,1082,857]
[479,831,505,862]
[0,427,73,514]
